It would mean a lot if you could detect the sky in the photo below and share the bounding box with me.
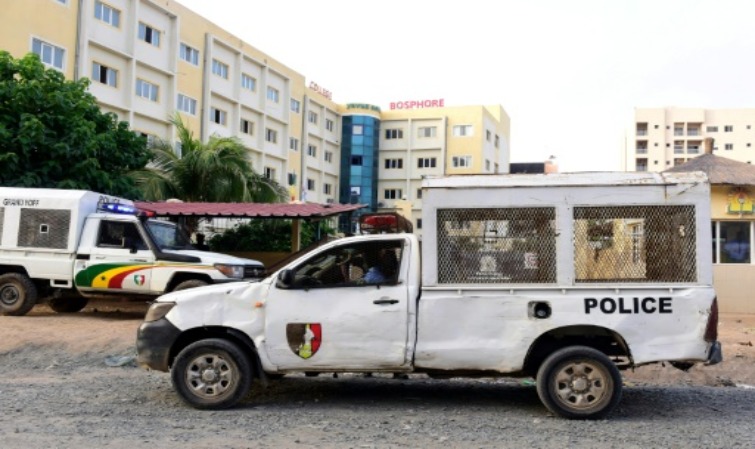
[177,0,755,172]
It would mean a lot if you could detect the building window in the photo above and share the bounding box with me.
[324,183,332,195]
[91,62,117,87]
[384,158,403,169]
[324,151,333,163]
[385,128,403,139]
[289,137,299,151]
[715,221,751,264]
[706,126,718,133]
[94,1,120,27]
[351,155,363,165]
[636,158,648,172]
[31,38,65,70]
[135,79,158,102]
[417,219,423,229]
[212,59,229,79]
[486,130,492,141]
[241,73,256,91]
[308,110,318,124]
[353,125,364,135]
[179,43,199,65]
[290,99,300,113]
[384,189,403,200]
[265,128,278,143]
[307,178,315,191]
[264,167,275,180]
[417,157,437,168]
[267,87,279,103]
[485,159,491,171]
[138,22,161,47]
[725,143,734,150]
[326,118,334,132]
[724,125,734,132]
[240,118,254,135]
[210,107,227,125]
[307,144,317,157]
[453,125,473,136]
[452,155,472,168]
[495,135,500,148]
[418,126,437,138]
[416,188,423,199]
[176,94,197,115]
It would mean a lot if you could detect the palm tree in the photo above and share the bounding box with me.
[131,114,287,203]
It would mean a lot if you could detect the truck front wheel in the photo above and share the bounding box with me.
[48,296,89,313]
[174,279,208,291]
[0,273,38,316]
[536,346,622,420]
[171,338,253,410]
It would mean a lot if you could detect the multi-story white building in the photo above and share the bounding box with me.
[625,107,755,172]
[2,0,510,226]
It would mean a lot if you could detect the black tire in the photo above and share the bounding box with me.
[304,371,320,377]
[0,273,38,316]
[536,346,622,420]
[171,338,253,410]
[174,279,209,291]
[48,296,89,313]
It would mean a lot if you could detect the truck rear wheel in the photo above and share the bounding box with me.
[0,273,38,316]
[536,346,622,420]
[171,338,253,410]
[48,296,89,313]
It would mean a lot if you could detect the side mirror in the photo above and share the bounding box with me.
[276,269,295,288]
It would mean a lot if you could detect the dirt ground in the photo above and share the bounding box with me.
[0,299,753,388]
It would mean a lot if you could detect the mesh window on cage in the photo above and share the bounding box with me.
[436,208,557,284]
[573,205,696,283]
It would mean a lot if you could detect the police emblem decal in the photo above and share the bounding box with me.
[286,323,322,359]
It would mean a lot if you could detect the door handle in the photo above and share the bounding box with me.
[373,298,399,305]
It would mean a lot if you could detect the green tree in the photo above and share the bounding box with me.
[0,52,150,197]
[131,114,287,203]
[208,219,335,252]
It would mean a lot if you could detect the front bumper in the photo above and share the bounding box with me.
[706,341,723,366]
[136,317,181,372]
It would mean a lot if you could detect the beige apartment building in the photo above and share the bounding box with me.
[375,105,510,231]
[1,0,511,224]
[625,107,755,172]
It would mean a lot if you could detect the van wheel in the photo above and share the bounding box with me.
[174,279,208,291]
[0,273,38,316]
[171,338,253,410]
[48,296,89,313]
[536,346,622,419]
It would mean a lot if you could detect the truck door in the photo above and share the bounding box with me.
[264,237,411,370]
[74,220,157,295]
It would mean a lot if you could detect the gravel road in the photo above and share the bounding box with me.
[0,303,753,449]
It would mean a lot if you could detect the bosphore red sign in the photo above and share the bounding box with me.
[389,99,445,110]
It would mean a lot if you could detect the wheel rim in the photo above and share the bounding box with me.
[552,359,612,412]
[184,353,237,400]
[0,284,21,307]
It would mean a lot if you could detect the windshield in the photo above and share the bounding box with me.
[145,220,195,251]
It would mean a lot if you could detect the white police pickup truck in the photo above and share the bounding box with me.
[0,187,264,316]
[136,172,722,419]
